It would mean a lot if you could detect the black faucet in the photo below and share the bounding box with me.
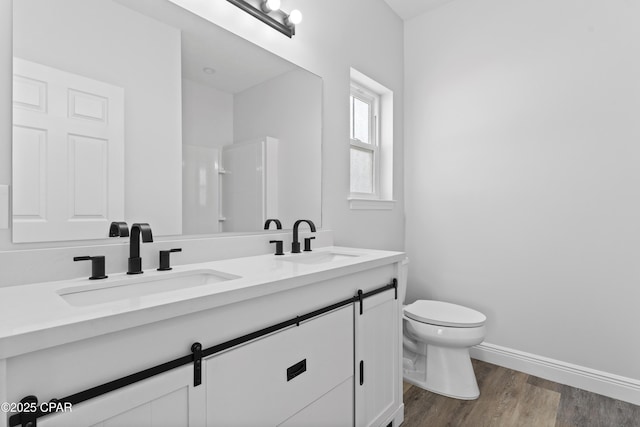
[264,219,282,230]
[127,223,153,274]
[109,221,129,237]
[291,219,316,253]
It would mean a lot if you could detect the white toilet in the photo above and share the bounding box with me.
[402,299,486,400]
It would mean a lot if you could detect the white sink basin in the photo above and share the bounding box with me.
[281,251,361,265]
[58,269,240,306]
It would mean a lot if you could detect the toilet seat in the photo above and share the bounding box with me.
[404,300,486,328]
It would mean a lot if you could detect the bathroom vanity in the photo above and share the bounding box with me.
[0,247,406,427]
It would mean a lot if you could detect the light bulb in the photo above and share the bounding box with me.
[285,9,302,27]
[261,0,281,12]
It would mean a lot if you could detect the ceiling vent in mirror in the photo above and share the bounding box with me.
[227,0,302,38]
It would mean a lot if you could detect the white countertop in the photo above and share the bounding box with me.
[0,246,405,359]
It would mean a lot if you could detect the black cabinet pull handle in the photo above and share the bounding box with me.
[360,360,364,385]
[287,359,307,381]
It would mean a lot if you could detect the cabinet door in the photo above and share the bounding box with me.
[205,306,353,426]
[38,365,205,427]
[355,290,400,427]
[278,377,353,427]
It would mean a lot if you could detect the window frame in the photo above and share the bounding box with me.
[349,82,380,199]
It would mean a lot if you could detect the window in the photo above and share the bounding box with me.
[349,68,395,210]
[350,83,379,196]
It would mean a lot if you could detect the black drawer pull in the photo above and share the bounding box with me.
[287,359,307,381]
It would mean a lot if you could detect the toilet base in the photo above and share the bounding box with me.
[403,345,480,400]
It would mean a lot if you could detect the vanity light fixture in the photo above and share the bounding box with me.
[226,0,302,38]
[284,9,302,27]
[260,0,280,13]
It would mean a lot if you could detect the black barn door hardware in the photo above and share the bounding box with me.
[191,342,203,386]
[9,278,398,427]
[357,279,398,315]
[8,351,194,427]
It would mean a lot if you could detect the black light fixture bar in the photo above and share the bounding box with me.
[226,0,294,38]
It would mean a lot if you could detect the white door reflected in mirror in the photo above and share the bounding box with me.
[12,58,125,243]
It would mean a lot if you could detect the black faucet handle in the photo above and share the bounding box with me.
[109,221,129,237]
[269,240,284,256]
[304,236,316,252]
[74,256,108,280]
[158,248,182,271]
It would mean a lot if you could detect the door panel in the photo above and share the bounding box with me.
[39,365,204,427]
[206,306,353,426]
[12,57,124,242]
[355,290,399,427]
[278,377,353,427]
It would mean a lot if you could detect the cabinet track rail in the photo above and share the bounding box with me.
[8,278,398,427]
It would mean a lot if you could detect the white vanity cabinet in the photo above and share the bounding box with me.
[37,365,205,427]
[355,290,401,427]
[1,249,406,427]
[205,306,353,426]
[279,378,353,427]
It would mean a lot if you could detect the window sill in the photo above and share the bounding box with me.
[348,198,396,210]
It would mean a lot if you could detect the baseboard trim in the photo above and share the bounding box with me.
[385,403,404,427]
[470,342,640,406]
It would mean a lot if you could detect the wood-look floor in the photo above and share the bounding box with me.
[402,359,640,427]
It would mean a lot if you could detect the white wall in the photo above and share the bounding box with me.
[0,0,404,256]
[2,0,182,249]
[405,0,640,380]
[170,0,405,252]
[0,0,403,285]
[234,69,322,228]
[182,78,234,150]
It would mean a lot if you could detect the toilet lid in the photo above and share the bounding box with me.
[404,300,486,328]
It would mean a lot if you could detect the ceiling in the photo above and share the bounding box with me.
[116,0,295,93]
[382,0,455,20]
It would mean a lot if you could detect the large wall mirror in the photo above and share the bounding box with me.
[11,0,322,243]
